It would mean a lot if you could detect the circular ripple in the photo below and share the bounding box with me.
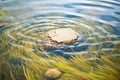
[0,0,120,58]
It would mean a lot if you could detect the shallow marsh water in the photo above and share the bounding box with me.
[0,0,120,59]
[0,0,120,80]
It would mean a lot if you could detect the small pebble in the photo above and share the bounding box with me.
[45,68,62,79]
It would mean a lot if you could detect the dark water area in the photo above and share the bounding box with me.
[0,0,120,59]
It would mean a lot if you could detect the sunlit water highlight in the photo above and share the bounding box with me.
[0,0,120,59]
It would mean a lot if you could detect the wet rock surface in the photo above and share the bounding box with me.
[41,28,78,49]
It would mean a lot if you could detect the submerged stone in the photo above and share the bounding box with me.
[41,28,78,48]
[45,68,62,79]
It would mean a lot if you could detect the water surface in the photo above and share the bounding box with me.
[0,0,120,59]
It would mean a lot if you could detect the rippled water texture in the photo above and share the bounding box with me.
[0,0,120,58]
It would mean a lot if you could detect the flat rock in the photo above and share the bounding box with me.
[47,28,78,43]
[41,28,78,48]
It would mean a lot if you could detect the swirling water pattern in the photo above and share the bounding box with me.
[0,0,120,58]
